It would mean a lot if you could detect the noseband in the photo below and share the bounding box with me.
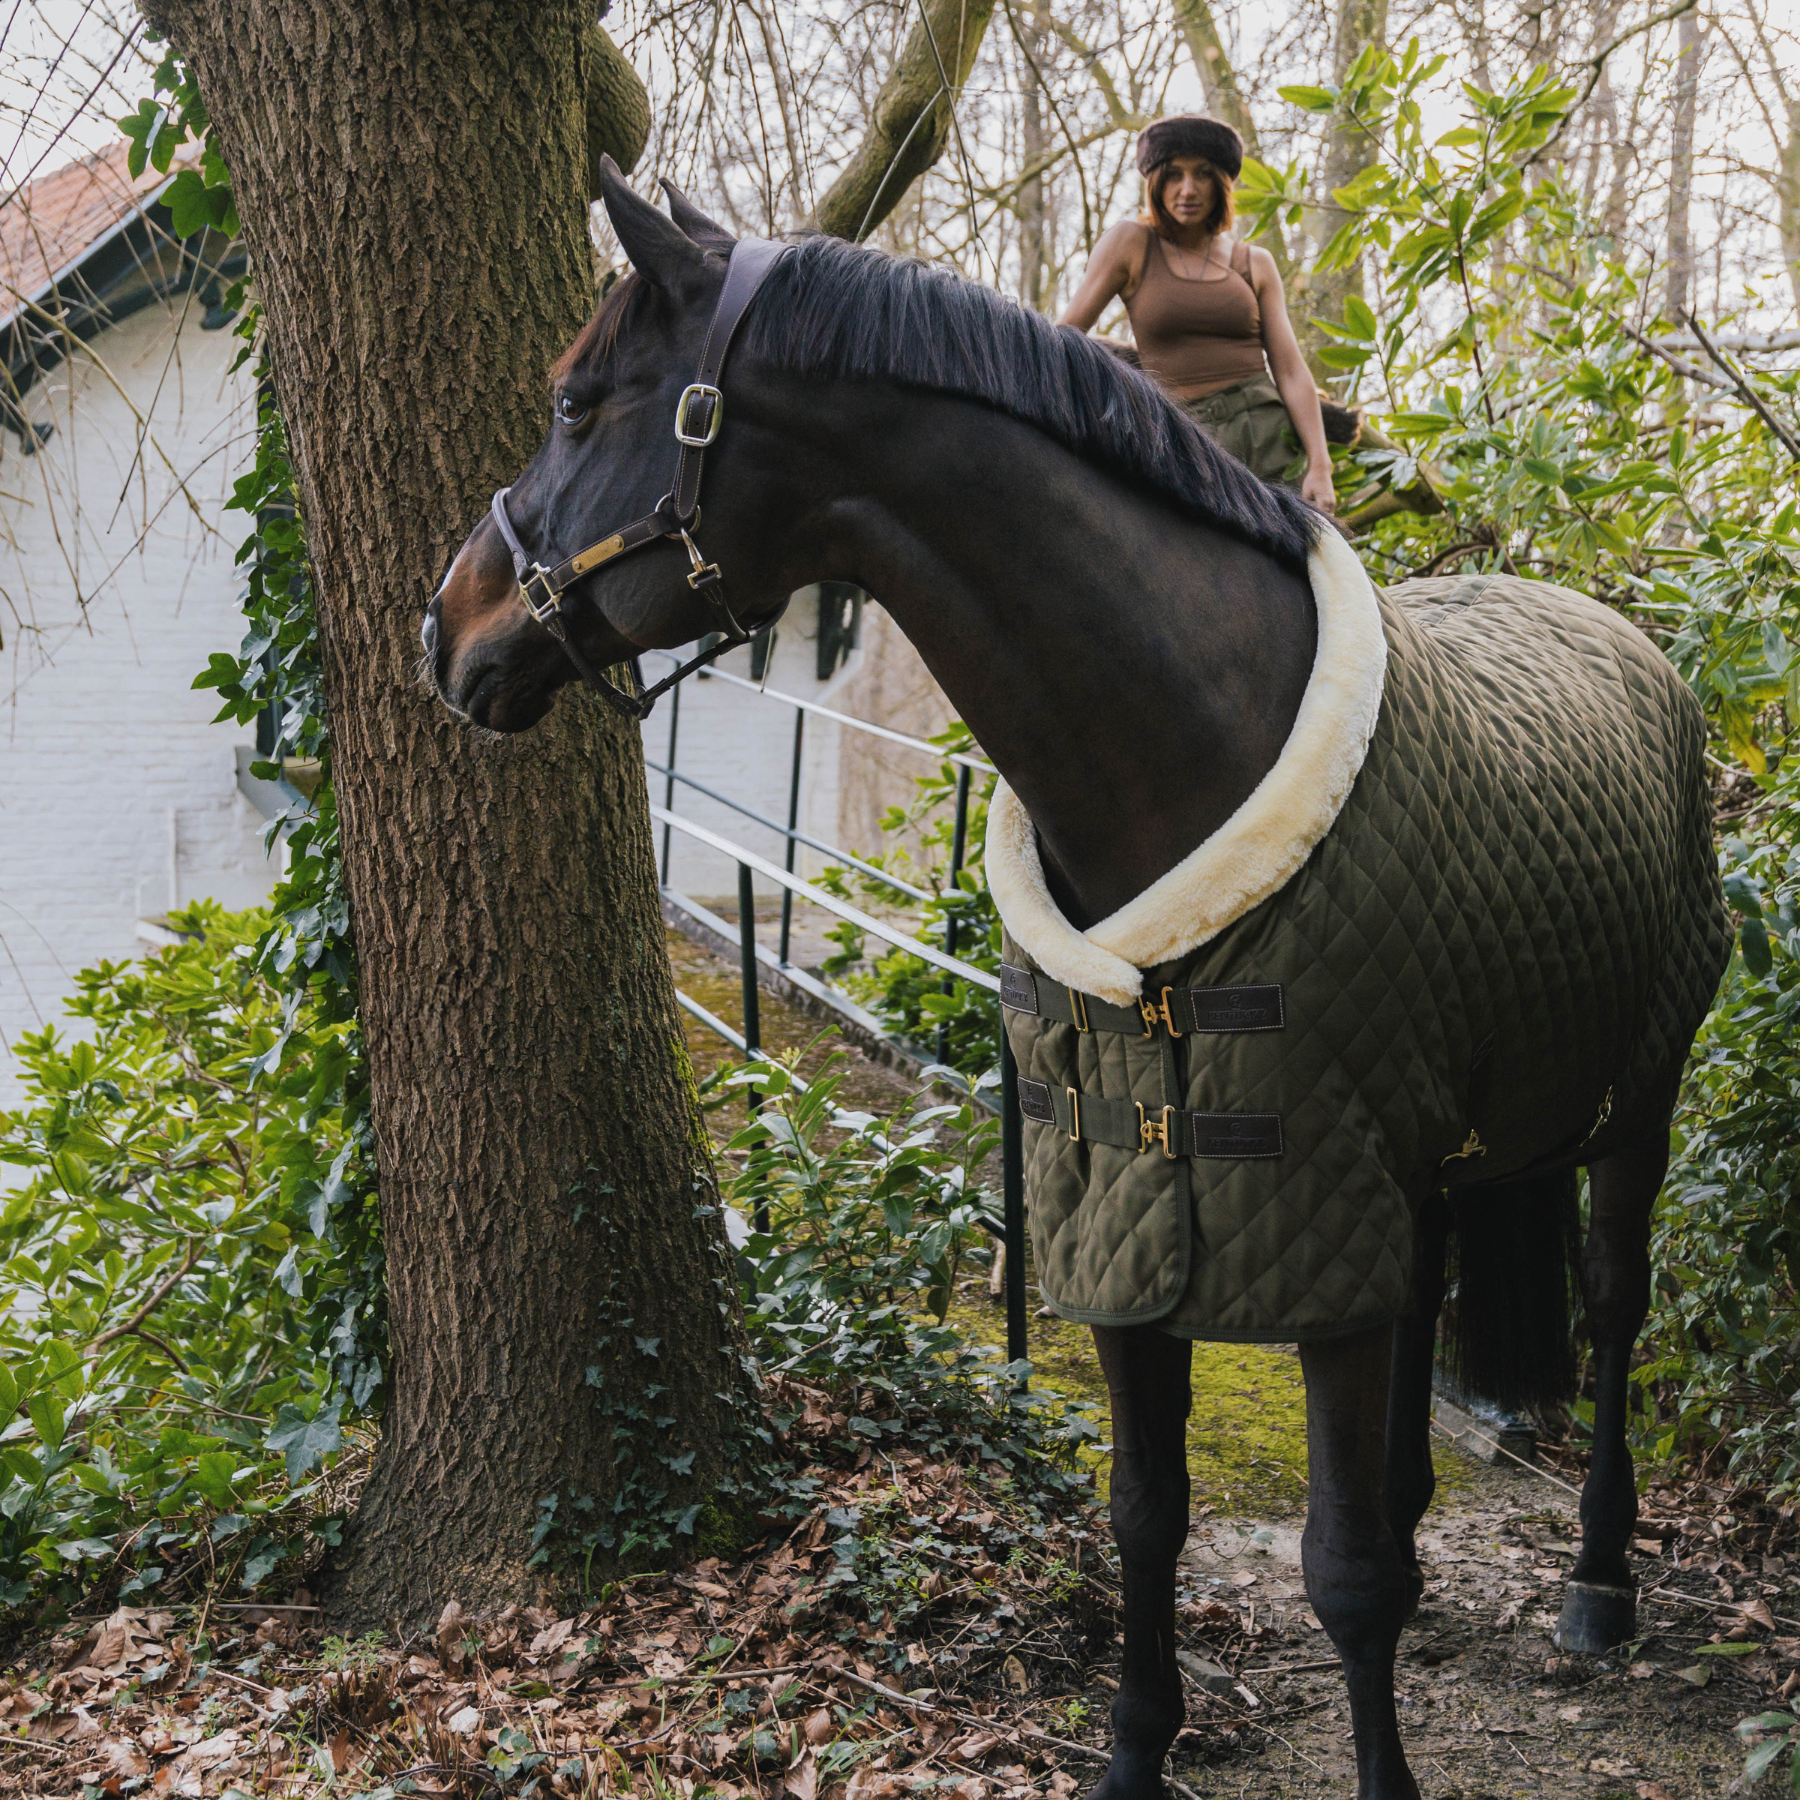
[488,236,793,721]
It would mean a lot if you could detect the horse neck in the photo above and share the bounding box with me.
[762,382,1318,930]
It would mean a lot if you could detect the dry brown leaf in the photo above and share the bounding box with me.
[803,1707,835,1745]
[951,1732,1000,1760]
[528,1619,575,1659]
[785,1746,819,1800]
[1742,1598,1777,1630]
[1001,1655,1027,1694]
[327,1730,353,1775]
[436,1600,467,1666]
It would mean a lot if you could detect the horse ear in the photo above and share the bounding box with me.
[597,156,707,292]
[658,178,735,252]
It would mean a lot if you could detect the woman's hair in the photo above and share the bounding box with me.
[1138,159,1236,240]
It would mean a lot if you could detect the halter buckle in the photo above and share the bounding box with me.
[518,565,567,639]
[675,383,724,448]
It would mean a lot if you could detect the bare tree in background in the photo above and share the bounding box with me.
[1667,5,1706,320]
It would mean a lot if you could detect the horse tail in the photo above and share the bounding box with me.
[1439,1169,1582,1412]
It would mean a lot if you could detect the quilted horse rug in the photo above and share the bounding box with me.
[991,529,1730,1342]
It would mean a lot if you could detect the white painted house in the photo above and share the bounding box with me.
[0,144,275,1099]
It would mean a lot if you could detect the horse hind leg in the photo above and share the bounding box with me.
[1301,1323,1422,1800]
[1088,1324,1193,1800]
[1385,1194,1450,1616]
[1556,1127,1668,1655]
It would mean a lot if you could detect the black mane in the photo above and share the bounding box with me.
[737,234,1317,571]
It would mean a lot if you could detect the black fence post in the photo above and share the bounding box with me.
[938,762,974,1066]
[738,861,767,1233]
[1000,1029,1027,1376]
[778,710,804,965]
[659,678,681,887]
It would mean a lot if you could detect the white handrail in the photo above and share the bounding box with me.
[649,803,999,993]
[647,650,997,775]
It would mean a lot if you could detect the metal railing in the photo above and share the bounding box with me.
[646,652,1028,1367]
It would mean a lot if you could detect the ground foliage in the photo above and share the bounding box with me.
[0,908,363,1613]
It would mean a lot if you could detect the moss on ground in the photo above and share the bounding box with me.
[950,1286,1468,1517]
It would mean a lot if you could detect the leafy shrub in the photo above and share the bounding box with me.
[1633,813,1800,1486]
[816,726,1001,1078]
[717,1054,1100,1497]
[0,904,368,1606]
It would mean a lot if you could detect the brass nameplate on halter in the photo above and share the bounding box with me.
[571,535,626,574]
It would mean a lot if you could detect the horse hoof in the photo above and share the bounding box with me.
[1554,1580,1636,1654]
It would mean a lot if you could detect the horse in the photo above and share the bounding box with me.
[424,163,1730,1800]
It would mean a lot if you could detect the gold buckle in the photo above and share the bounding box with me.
[1137,986,1185,1037]
[1068,990,1089,1032]
[1066,1087,1082,1142]
[1136,1102,1178,1159]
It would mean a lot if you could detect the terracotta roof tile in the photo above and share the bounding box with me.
[0,139,173,318]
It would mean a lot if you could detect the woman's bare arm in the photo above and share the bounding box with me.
[1056,223,1150,331]
[1251,246,1336,513]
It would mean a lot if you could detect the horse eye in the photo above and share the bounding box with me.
[557,393,589,426]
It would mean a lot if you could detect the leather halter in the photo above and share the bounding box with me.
[488,236,793,721]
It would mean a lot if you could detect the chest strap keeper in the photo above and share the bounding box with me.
[1001,963,1284,1036]
[1016,1077,1284,1160]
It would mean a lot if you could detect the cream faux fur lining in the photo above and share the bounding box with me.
[984,528,1388,1006]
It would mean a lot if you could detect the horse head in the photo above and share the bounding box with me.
[424,163,791,732]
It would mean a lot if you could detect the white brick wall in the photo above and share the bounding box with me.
[0,298,274,1100]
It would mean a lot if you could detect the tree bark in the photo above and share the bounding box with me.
[1781,99,1800,317]
[1017,9,1050,309]
[1665,7,1704,323]
[810,0,999,241]
[1296,0,1387,373]
[585,23,652,199]
[139,0,755,1629]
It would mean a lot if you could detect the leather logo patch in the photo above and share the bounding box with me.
[1191,1112,1285,1158]
[999,964,1040,1014]
[1016,1077,1056,1123]
[1190,984,1284,1032]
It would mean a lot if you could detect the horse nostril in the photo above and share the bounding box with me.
[421,602,440,657]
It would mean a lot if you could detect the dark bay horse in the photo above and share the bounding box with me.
[425,165,1726,1800]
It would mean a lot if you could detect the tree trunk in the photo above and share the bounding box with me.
[1169,0,1293,282]
[140,0,756,1629]
[1782,99,1800,317]
[1666,8,1704,323]
[1017,10,1050,310]
[1297,0,1387,373]
[810,0,999,241]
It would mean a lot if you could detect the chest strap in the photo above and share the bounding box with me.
[1017,1078,1284,1160]
[1001,963,1284,1037]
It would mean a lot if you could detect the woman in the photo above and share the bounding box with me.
[1059,115,1336,513]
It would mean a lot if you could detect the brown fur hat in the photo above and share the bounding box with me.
[1135,115,1244,181]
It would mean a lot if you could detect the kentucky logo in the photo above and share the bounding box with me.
[1191,983,1285,1032]
[1192,1112,1285,1158]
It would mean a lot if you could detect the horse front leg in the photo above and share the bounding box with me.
[1385,1195,1449,1616]
[1301,1323,1422,1800]
[1089,1324,1193,1800]
[1557,1130,1665,1654]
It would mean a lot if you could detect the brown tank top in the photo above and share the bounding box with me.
[1124,230,1266,399]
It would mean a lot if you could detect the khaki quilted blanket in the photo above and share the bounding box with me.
[991,535,1729,1341]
